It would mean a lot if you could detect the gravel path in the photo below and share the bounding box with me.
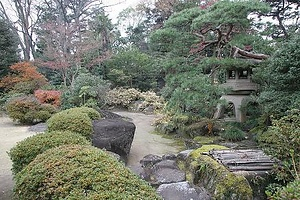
[0,117,37,200]
[114,111,180,167]
[0,112,180,200]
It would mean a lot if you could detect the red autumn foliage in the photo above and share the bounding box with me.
[34,89,61,107]
[0,62,48,91]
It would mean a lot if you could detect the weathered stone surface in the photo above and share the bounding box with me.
[153,160,179,170]
[141,159,186,186]
[150,165,186,186]
[157,181,211,200]
[177,149,193,161]
[162,153,177,160]
[28,123,47,132]
[92,119,135,162]
[140,154,162,168]
[98,110,124,119]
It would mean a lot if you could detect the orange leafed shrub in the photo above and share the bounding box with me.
[0,62,48,91]
[34,90,61,107]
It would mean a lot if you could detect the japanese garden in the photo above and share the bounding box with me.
[0,0,299,199]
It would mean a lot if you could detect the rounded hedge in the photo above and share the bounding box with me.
[47,108,94,139]
[64,107,101,120]
[6,95,57,125]
[9,131,90,175]
[14,145,161,200]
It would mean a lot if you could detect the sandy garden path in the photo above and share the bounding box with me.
[0,112,180,200]
[0,116,37,200]
[114,111,180,167]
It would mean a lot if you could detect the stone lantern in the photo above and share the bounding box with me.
[215,67,258,122]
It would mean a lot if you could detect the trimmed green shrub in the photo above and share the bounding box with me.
[14,145,162,200]
[267,179,300,200]
[9,131,90,175]
[6,95,57,124]
[47,109,93,139]
[63,107,101,120]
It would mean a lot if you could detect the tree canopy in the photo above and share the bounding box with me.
[0,18,19,79]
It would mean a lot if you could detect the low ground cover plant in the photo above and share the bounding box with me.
[9,130,90,174]
[220,124,246,142]
[14,145,162,200]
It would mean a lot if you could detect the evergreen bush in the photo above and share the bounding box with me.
[6,95,57,124]
[47,108,95,139]
[9,131,90,175]
[14,145,161,200]
[63,106,101,120]
[60,71,110,109]
[258,109,300,182]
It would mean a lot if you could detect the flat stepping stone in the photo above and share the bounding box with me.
[157,181,211,200]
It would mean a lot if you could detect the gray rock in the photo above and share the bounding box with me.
[153,159,179,170]
[28,123,47,132]
[140,154,162,167]
[143,159,186,186]
[143,106,155,114]
[151,166,186,186]
[92,119,135,163]
[162,154,177,160]
[177,149,194,161]
[157,181,211,200]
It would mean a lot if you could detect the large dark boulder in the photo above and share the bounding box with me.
[92,119,135,162]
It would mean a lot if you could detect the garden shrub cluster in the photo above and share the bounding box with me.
[46,107,100,139]
[105,87,165,112]
[60,71,111,109]
[154,113,192,135]
[258,109,300,182]
[6,95,57,124]
[14,145,161,200]
[267,179,300,200]
[105,87,141,108]
[34,89,61,107]
[0,62,48,93]
[154,113,220,137]
[9,131,90,174]
[10,106,160,199]
[135,90,165,112]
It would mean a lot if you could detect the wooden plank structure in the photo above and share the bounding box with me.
[209,149,276,175]
[209,149,277,199]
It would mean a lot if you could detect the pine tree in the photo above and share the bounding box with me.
[0,18,19,79]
